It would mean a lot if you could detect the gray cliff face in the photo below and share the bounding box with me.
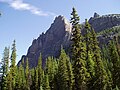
[89,13,120,32]
[18,15,72,68]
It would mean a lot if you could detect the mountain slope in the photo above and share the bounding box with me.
[18,15,72,68]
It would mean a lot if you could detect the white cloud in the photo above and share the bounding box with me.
[0,0,56,16]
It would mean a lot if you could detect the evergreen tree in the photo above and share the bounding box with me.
[91,28,109,90]
[84,19,95,89]
[17,59,26,90]
[58,48,69,90]
[66,53,74,90]
[113,36,120,56]
[14,67,21,90]
[1,47,10,90]
[25,59,30,90]
[108,40,120,88]
[45,56,58,89]
[21,59,26,90]
[30,68,35,90]
[37,54,44,89]
[43,74,50,90]
[7,72,12,90]
[35,68,38,90]
[51,59,59,90]
[101,45,113,89]
[70,7,88,90]
[84,19,92,56]
[86,52,95,90]
[10,40,17,90]
[18,64,24,90]
[31,67,39,90]
[2,47,9,75]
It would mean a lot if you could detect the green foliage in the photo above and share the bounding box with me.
[1,47,10,90]
[97,26,120,38]
[113,86,120,90]
[35,68,38,89]
[10,40,17,90]
[70,7,89,90]
[7,72,12,90]
[25,59,30,90]
[45,56,56,89]
[18,59,26,90]
[2,47,9,75]
[83,19,95,90]
[43,74,50,90]
[91,28,109,90]
[66,52,74,90]
[37,54,44,89]
[57,48,70,90]
[108,40,120,88]
[101,45,113,89]
[11,40,16,68]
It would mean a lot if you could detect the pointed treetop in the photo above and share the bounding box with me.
[85,19,91,28]
[70,7,80,25]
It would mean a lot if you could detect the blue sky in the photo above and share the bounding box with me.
[0,0,120,63]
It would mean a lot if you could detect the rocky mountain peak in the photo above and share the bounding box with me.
[18,15,72,68]
[54,15,65,22]
[50,15,72,32]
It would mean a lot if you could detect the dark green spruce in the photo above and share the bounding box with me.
[70,7,89,90]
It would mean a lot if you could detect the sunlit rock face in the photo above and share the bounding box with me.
[18,15,72,68]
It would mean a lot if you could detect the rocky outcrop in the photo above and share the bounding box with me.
[89,13,120,32]
[93,12,100,18]
[18,15,72,68]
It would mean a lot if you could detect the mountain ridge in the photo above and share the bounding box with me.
[89,13,120,32]
[18,13,120,68]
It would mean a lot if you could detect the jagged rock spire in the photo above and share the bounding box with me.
[94,12,100,18]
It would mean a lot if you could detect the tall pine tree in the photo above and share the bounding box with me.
[10,40,17,90]
[91,28,109,90]
[66,52,74,90]
[108,40,120,88]
[25,58,30,90]
[58,48,70,90]
[70,7,89,90]
[18,59,26,90]
[37,54,44,89]
[43,74,50,90]
[84,19,95,90]
[1,47,10,90]
[45,56,58,89]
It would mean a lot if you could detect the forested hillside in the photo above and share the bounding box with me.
[1,8,120,90]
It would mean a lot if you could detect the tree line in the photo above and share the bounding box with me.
[0,8,120,90]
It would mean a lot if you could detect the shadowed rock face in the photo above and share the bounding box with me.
[89,13,120,32]
[18,15,72,68]
[18,13,120,68]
